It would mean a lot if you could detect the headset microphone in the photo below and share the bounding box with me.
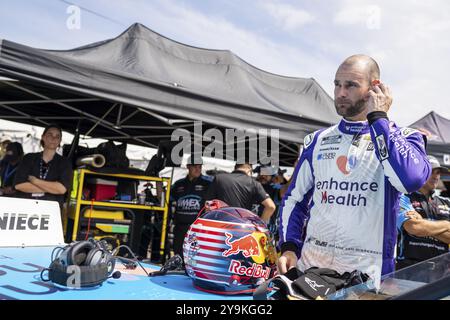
[109,271,121,279]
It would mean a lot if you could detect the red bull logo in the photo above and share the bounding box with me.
[222,232,259,257]
[228,260,271,280]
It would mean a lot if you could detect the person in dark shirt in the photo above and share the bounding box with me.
[396,155,450,270]
[0,142,24,196]
[0,140,11,160]
[206,163,276,223]
[255,165,285,240]
[14,124,72,210]
[170,156,212,259]
[441,181,450,198]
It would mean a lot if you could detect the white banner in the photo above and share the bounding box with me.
[0,197,64,247]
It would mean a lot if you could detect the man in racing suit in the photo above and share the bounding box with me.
[171,156,212,260]
[278,55,431,286]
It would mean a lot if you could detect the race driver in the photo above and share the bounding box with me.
[278,54,431,286]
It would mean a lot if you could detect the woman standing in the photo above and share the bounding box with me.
[14,124,72,210]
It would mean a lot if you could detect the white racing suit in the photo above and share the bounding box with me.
[279,113,431,286]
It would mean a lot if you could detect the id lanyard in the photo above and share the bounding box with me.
[31,158,51,198]
[39,158,51,180]
[3,164,17,184]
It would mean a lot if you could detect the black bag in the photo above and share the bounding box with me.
[63,144,97,168]
[96,141,129,169]
[64,140,129,169]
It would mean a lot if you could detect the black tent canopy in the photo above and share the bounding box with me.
[409,111,450,168]
[0,23,339,166]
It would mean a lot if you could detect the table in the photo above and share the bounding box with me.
[0,246,252,300]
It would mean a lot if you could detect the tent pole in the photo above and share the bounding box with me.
[0,103,49,126]
[85,103,117,136]
[0,98,99,105]
[2,81,156,148]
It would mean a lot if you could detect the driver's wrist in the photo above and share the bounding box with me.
[367,111,388,125]
[280,242,299,256]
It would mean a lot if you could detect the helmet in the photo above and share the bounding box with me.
[183,201,277,295]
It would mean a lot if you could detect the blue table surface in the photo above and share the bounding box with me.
[0,246,252,300]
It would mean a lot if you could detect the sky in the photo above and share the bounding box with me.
[0,0,449,128]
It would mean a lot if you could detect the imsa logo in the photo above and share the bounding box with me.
[376,135,389,160]
[304,132,315,149]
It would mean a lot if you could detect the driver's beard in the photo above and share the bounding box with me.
[335,98,367,119]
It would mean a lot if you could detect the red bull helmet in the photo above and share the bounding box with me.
[183,200,277,295]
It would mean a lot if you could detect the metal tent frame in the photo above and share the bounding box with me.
[0,79,301,165]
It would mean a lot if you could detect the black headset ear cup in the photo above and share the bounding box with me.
[106,256,116,275]
[85,248,103,266]
[58,242,78,266]
[70,241,95,266]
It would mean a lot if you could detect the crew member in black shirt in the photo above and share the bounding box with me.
[397,155,450,270]
[206,163,276,223]
[255,165,285,240]
[171,156,212,259]
[0,142,24,196]
[14,124,72,210]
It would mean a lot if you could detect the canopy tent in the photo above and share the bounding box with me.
[409,111,450,168]
[0,23,339,166]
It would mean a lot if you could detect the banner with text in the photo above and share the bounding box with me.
[0,197,64,247]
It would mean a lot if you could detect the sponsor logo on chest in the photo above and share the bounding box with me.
[316,178,379,207]
[319,146,340,152]
[177,197,201,211]
[317,152,336,160]
[438,204,450,215]
[194,185,205,191]
[321,135,342,146]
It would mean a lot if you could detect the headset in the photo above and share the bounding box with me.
[41,239,121,288]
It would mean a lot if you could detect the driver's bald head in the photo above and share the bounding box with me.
[338,54,380,82]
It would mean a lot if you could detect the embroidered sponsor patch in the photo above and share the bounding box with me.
[319,146,340,152]
[376,135,389,160]
[400,127,419,137]
[351,135,361,147]
[317,152,336,160]
[304,132,315,149]
[320,135,342,146]
[438,204,450,214]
